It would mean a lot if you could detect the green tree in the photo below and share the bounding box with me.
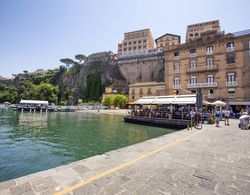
[102,95,114,108]
[113,94,128,109]
[0,84,17,103]
[36,83,59,103]
[17,80,35,100]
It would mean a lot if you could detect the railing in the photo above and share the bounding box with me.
[226,81,237,87]
[206,50,213,55]
[207,94,214,99]
[187,82,217,88]
[190,53,196,58]
[226,63,236,68]
[228,93,236,99]
[173,56,180,60]
[173,85,181,89]
[173,69,181,74]
[187,65,218,73]
[226,47,234,52]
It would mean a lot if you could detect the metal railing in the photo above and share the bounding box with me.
[187,82,217,88]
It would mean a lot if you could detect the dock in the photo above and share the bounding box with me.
[0,119,249,194]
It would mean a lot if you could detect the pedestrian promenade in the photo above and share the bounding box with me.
[0,119,249,195]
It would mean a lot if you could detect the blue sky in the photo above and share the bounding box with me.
[0,0,249,78]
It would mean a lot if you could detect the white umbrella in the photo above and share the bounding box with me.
[239,115,250,120]
[211,100,226,107]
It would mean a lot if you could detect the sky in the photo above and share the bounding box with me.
[0,0,250,78]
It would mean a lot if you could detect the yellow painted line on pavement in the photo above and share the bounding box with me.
[54,130,203,195]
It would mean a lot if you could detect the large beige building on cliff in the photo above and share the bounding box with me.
[117,29,154,57]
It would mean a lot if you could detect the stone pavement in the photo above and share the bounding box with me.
[0,119,250,195]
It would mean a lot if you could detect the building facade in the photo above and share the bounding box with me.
[186,20,220,42]
[117,29,154,57]
[164,29,250,110]
[117,51,164,85]
[155,33,180,51]
[128,82,165,102]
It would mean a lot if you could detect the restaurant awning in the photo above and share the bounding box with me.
[133,94,196,105]
[134,96,156,104]
[20,100,49,105]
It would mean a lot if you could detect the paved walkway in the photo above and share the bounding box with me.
[0,119,250,195]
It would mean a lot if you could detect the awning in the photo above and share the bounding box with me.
[228,101,250,105]
[172,95,196,105]
[134,96,156,104]
[20,100,49,105]
[152,96,176,104]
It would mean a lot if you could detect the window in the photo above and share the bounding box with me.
[227,42,234,48]
[139,88,143,94]
[132,96,135,100]
[133,46,136,50]
[132,89,135,94]
[190,76,197,84]
[128,42,132,45]
[123,42,127,46]
[174,51,180,57]
[195,33,199,36]
[138,46,141,49]
[147,88,152,94]
[208,89,213,94]
[190,60,196,69]
[143,45,146,49]
[143,39,147,43]
[226,53,235,64]
[138,40,142,44]
[174,62,180,71]
[207,58,214,67]
[174,77,180,86]
[190,49,196,54]
[133,41,136,44]
[227,73,236,82]
[206,46,213,55]
[128,47,131,51]
[207,75,214,83]
[123,48,127,51]
[189,34,193,37]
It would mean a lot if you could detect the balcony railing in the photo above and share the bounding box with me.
[173,56,180,60]
[226,47,235,52]
[207,94,214,99]
[226,63,236,69]
[226,81,237,87]
[206,50,213,55]
[190,53,196,58]
[173,69,181,74]
[187,82,217,88]
[186,65,218,73]
[228,93,236,99]
[173,85,181,89]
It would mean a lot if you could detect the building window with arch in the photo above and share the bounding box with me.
[190,49,196,57]
[226,72,237,86]
[174,62,180,72]
[226,42,234,52]
[190,76,197,84]
[206,75,214,83]
[206,46,213,55]
[190,60,196,69]
[226,53,235,64]
[174,77,180,88]
[207,58,214,67]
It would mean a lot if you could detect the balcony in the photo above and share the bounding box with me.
[190,53,196,58]
[173,56,180,60]
[187,82,217,88]
[206,50,213,55]
[207,94,214,99]
[186,65,218,73]
[173,85,181,89]
[226,63,236,69]
[228,93,236,99]
[226,81,237,87]
[173,69,181,74]
[226,47,234,52]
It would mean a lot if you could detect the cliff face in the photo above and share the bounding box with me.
[59,52,127,102]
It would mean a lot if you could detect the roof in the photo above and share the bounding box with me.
[155,33,181,42]
[134,94,196,105]
[20,100,49,105]
[233,29,250,37]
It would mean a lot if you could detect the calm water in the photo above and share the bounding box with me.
[0,109,175,182]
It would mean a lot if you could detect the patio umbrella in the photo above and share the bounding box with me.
[211,100,226,107]
[239,115,250,120]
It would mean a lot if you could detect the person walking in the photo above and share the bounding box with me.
[215,108,221,127]
[224,108,230,125]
